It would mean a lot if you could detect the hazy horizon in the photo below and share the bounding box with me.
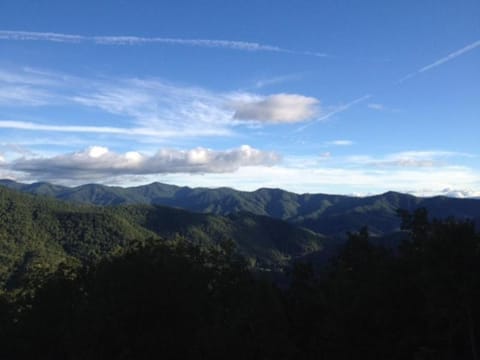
[3,177,480,200]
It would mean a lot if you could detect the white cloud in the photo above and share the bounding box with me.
[10,145,279,182]
[326,140,354,146]
[232,93,319,123]
[4,148,480,197]
[436,188,480,199]
[86,146,109,158]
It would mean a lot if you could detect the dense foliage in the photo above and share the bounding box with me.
[0,186,323,291]
[1,199,479,359]
[0,186,155,295]
[0,240,293,359]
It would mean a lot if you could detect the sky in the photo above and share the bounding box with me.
[0,0,479,196]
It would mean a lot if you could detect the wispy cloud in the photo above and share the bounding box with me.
[367,103,401,113]
[0,68,59,86]
[346,150,472,168]
[0,86,52,106]
[325,140,354,146]
[1,67,323,142]
[0,144,34,158]
[367,103,384,111]
[0,120,231,138]
[397,39,480,83]
[0,30,328,57]
[252,73,303,89]
[0,68,61,105]
[69,77,238,131]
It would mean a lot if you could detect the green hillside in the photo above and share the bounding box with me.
[0,186,156,293]
[0,185,325,293]
[3,180,480,237]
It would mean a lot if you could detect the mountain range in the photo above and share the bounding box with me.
[2,179,480,294]
[2,179,480,237]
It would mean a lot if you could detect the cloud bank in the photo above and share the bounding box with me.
[3,146,479,197]
[10,145,279,181]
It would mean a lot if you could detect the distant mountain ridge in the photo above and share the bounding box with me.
[2,179,480,237]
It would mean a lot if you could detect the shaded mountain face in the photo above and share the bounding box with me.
[3,180,480,237]
[112,206,324,270]
[0,186,323,291]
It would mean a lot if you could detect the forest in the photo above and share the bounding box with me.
[0,186,480,359]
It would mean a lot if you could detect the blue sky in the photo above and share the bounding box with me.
[0,0,479,196]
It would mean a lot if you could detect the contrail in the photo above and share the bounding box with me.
[0,120,230,138]
[296,94,372,132]
[397,39,480,84]
[0,30,329,57]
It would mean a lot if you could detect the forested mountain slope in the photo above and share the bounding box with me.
[3,179,480,236]
[0,186,324,291]
[0,186,156,292]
